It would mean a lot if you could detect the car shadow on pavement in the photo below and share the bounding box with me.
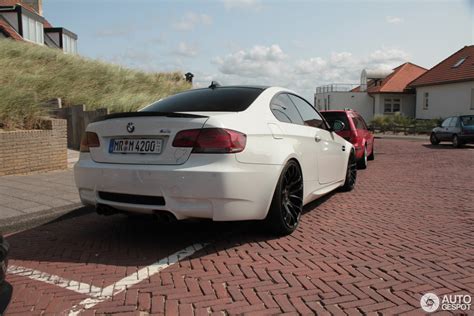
[422,144,474,150]
[5,193,336,269]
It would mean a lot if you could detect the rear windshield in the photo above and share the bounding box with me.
[141,87,265,112]
[461,115,474,126]
[320,112,350,130]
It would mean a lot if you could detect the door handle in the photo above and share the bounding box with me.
[315,135,321,142]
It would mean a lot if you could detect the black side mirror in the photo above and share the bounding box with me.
[331,120,345,132]
[368,126,374,132]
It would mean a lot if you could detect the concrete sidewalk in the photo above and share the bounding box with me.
[0,168,82,233]
[374,133,429,141]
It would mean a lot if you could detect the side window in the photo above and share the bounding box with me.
[441,118,452,127]
[358,116,369,130]
[352,116,366,130]
[288,94,327,130]
[449,117,459,127]
[270,94,304,125]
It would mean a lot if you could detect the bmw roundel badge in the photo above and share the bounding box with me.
[126,122,135,133]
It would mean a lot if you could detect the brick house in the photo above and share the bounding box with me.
[0,0,78,54]
[409,45,474,119]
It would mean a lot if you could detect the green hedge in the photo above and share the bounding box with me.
[370,113,442,134]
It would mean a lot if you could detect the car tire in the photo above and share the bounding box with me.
[430,133,440,145]
[367,144,375,161]
[341,152,357,192]
[357,146,368,169]
[265,160,303,236]
[452,134,462,148]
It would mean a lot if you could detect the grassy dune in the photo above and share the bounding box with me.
[0,39,191,129]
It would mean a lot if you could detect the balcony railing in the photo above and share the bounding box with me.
[315,84,360,94]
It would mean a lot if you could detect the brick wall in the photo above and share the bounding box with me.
[0,118,67,176]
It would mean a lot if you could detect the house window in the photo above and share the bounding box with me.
[22,14,43,44]
[423,92,429,110]
[62,34,77,54]
[384,98,401,114]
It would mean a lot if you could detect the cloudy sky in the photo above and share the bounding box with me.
[44,0,473,101]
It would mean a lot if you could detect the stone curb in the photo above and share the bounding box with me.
[0,203,91,235]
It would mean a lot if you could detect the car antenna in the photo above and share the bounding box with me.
[209,81,221,89]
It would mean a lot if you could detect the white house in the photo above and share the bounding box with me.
[409,45,474,119]
[314,63,427,122]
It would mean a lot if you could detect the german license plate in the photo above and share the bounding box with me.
[109,138,162,154]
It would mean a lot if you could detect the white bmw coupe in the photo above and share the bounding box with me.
[74,84,356,235]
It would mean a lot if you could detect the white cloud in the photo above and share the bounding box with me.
[213,44,287,77]
[367,48,409,69]
[295,57,327,75]
[386,16,404,24]
[174,42,199,57]
[211,44,411,100]
[173,12,212,31]
[221,0,262,10]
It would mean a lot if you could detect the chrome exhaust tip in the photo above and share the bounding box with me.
[154,210,177,223]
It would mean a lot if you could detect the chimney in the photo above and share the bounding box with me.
[21,0,43,15]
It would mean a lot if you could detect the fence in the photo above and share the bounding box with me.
[45,99,109,150]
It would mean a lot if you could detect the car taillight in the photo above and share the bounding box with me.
[173,128,246,153]
[80,132,100,152]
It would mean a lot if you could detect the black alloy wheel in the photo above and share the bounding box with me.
[452,134,462,148]
[430,133,440,145]
[266,160,303,235]
[341,152,357,191]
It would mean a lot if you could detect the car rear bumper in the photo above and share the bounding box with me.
[74,153,282,221]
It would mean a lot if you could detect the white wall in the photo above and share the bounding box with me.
[375,94,416,118]
[415,81,474,119]
[314,92,374,121]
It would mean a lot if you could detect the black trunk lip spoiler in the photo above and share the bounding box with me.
[94,111,209,122]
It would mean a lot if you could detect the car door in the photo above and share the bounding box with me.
[269,94,319,194]
[449,117,460,138]
[288,94,345,185]
[438,118,452,140]
[354,114,373,154]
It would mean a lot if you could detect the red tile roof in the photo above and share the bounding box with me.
[0,1,53,32]
[43,18,52,28]
[0,0,19,6]
[0,0,36,13]
[410,46,474,87]
[351,62,427,94]
[0,15,22,40]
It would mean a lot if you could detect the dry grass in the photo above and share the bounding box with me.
[0,39,191,129]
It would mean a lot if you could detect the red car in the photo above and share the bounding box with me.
[321,110,375,169]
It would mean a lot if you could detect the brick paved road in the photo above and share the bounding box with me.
[4,139,474,315]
